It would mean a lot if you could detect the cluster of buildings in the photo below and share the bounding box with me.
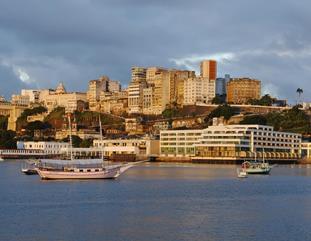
[2,59,265,121]
[14,121,311,163]
[86,60,263,115]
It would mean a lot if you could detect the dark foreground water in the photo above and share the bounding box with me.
[1,161,311,241]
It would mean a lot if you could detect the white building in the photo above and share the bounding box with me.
[301,142,311,159]
[11,94,30,106]
[160,124,301,161]
[21,89,41,103]
[93,139,159,157]
[183,77,215,105]
[17,141,70,155]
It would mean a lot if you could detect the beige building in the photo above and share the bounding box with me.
[0,101,13,116]
[142,86,154,114]
[125,118,144,134]
[200,60,217,79]
[100,90,128,115]
[93,138,160,157]
[146,67,167,85]
[128,67,147,114]
[87,76,109,111]
[11,94,30,106]
[7,105,28,131]
[226,78,261,104]
[43,83,87,113]
[21,89,41,103]
[169,70,195,105]
[108,80,121,93]
[183,77,216,105]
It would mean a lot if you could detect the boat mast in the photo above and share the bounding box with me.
[99,115,104,161]
[68,114,73,161]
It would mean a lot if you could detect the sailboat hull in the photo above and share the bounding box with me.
[37,168,120,180]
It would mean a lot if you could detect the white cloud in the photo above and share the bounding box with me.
[170,52,236,72]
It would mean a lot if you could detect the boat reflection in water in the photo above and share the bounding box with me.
[36,159,140,180]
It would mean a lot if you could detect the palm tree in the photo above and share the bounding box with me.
[296,88,303,104]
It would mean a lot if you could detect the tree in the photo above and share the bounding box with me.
[296,88,303,103]
[25,121,51,131]
[247,95,273,106]
[259,94,274,106]
[240,115,267,125]
[62,135,82,148]
[80,139,93,148]
[0,130,16,149]
[206,104,238,122]
[0,115,8,130]
[212,95,226,105]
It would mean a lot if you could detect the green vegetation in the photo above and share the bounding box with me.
[61,135,82,148]
[0,115,8,130]
[247,94,274,106]
[162,107,180,119]
[80,139,93,148]
[0,130,16,149]
[25,121,51,131]
[16,106,48,130]
[44,107,66,129]
[211,95,226,105]
[239,106,311,134]
[240,115,267,125]
[206,104,239,121]
[74,111,123,127]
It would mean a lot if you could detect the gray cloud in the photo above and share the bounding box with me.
[0,0,310,102]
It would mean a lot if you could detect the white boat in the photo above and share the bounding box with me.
[242,161,271,175]
[241,149,272,175]
[21,160,38,175]
[237,168,248,178]
[36,115,143,180]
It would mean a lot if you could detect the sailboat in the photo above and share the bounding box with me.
[241,149,271,175]
[36,114,143,180]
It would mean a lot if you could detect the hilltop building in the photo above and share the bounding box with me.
[226,78,261,104]
[128,67,147,114]
[200,60,217,80]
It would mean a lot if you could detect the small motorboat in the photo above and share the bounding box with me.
[21,160,38,175]
[237,168,248,178]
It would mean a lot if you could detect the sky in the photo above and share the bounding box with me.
[0,0,310,103]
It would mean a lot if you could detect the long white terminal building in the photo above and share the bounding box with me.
[160,124,301,162]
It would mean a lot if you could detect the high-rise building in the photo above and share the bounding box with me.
[108,80,121,93]
[169,70,195,105]
[216,74,230,96]
[183,77,216,105]
[226,78,261,104]
[128,67,147,114]
[146,67,167,85]
[87,76,109,111]
[200,60,217,80]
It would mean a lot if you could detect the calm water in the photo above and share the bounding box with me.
[1,161,311,241]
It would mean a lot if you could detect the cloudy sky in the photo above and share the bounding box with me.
[0,0,310,103]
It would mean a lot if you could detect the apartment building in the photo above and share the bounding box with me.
[100,90,128,115]
[128,67,147,114]
[200,60,217,79]
[87,76,109,111]
[226,78,261,104]
[183,77,216,105]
